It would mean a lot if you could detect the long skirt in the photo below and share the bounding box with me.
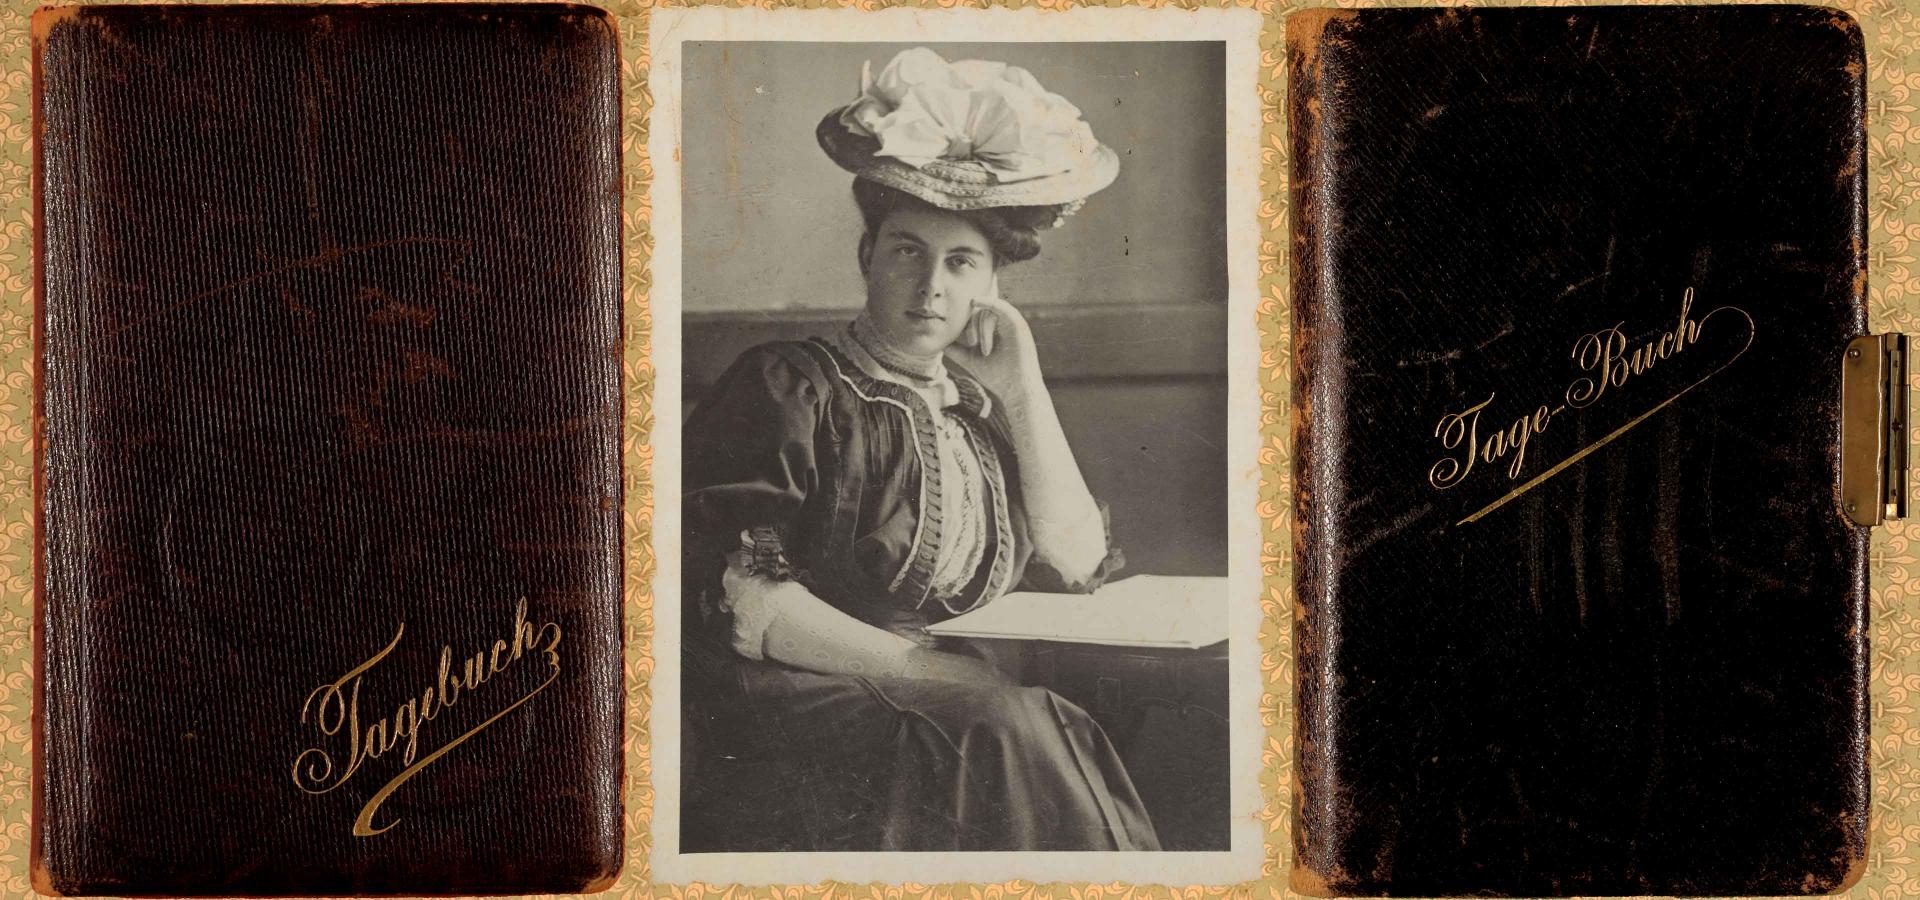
[683,651,1162,852]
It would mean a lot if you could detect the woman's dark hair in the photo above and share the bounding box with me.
[852,178,1065,268]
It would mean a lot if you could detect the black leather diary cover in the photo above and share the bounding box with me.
[1289,6,1869,896]
[32,4,623,895]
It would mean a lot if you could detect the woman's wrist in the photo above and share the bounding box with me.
[902,645,1013,685]
[994,367,1052,418]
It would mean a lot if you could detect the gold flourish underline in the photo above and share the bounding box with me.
[1457,306,1756,526]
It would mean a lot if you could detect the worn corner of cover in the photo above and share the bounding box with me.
[30,5,87,45]
[1814,5,1864,42]
[580,862,625,895]
[1284,8,1355,67]
[1828,843,1869,895]
[27,855,64,898]
[566,3,621,46]
[1288,859,1343,898]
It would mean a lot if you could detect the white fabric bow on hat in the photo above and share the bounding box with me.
[839,48,1102,183]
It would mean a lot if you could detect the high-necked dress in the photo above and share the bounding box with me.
[681,322,1160,852]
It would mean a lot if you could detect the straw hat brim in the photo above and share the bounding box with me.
[817,109,1120,212]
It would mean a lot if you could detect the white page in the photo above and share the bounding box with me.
[925,574,1227,648]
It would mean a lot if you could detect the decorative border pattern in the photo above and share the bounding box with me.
[0,0,1915,897]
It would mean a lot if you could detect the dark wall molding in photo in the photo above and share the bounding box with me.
[682,301,1229,388]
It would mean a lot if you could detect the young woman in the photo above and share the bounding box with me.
[681,48,1158,852]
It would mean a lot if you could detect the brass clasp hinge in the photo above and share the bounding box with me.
[1842,334,1909,526]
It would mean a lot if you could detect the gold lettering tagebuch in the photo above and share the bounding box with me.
[291,597,563,836]
[1426,287,1756,525]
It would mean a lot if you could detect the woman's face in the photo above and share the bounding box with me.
[861,205,996,357]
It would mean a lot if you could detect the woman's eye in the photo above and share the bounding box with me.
[893,245,920,257]
[947,256,976,271]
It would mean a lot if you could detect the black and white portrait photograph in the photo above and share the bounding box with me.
[648,8,1265,884]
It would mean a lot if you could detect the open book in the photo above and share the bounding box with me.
[925,575,1226,649]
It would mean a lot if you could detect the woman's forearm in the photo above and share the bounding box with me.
[722,561,1007,683]
[1000,374,1108,584]
[947,294,1108,585]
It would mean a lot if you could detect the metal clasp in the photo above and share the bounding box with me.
[1841,334,1908,526]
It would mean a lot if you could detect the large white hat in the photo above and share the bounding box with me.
[817,48,1121,214]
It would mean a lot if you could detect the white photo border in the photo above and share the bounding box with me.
[647,7,1266,885]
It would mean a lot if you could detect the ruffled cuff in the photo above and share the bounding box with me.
[719,558,806,661]
[1019,499,1126,594]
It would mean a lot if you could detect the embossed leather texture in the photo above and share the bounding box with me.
[32,5,624,895]
[1288,7,1868,896]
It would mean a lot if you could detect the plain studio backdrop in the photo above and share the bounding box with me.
[681,40,1229,578]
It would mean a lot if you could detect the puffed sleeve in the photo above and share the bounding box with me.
[1016,498,1126,595]
[682,344,827,649]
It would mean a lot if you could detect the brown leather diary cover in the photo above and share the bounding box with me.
[1289,6,1870,896]
[31,4,624,895]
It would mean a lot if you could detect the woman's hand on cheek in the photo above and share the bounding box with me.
[947,288,1044,405]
